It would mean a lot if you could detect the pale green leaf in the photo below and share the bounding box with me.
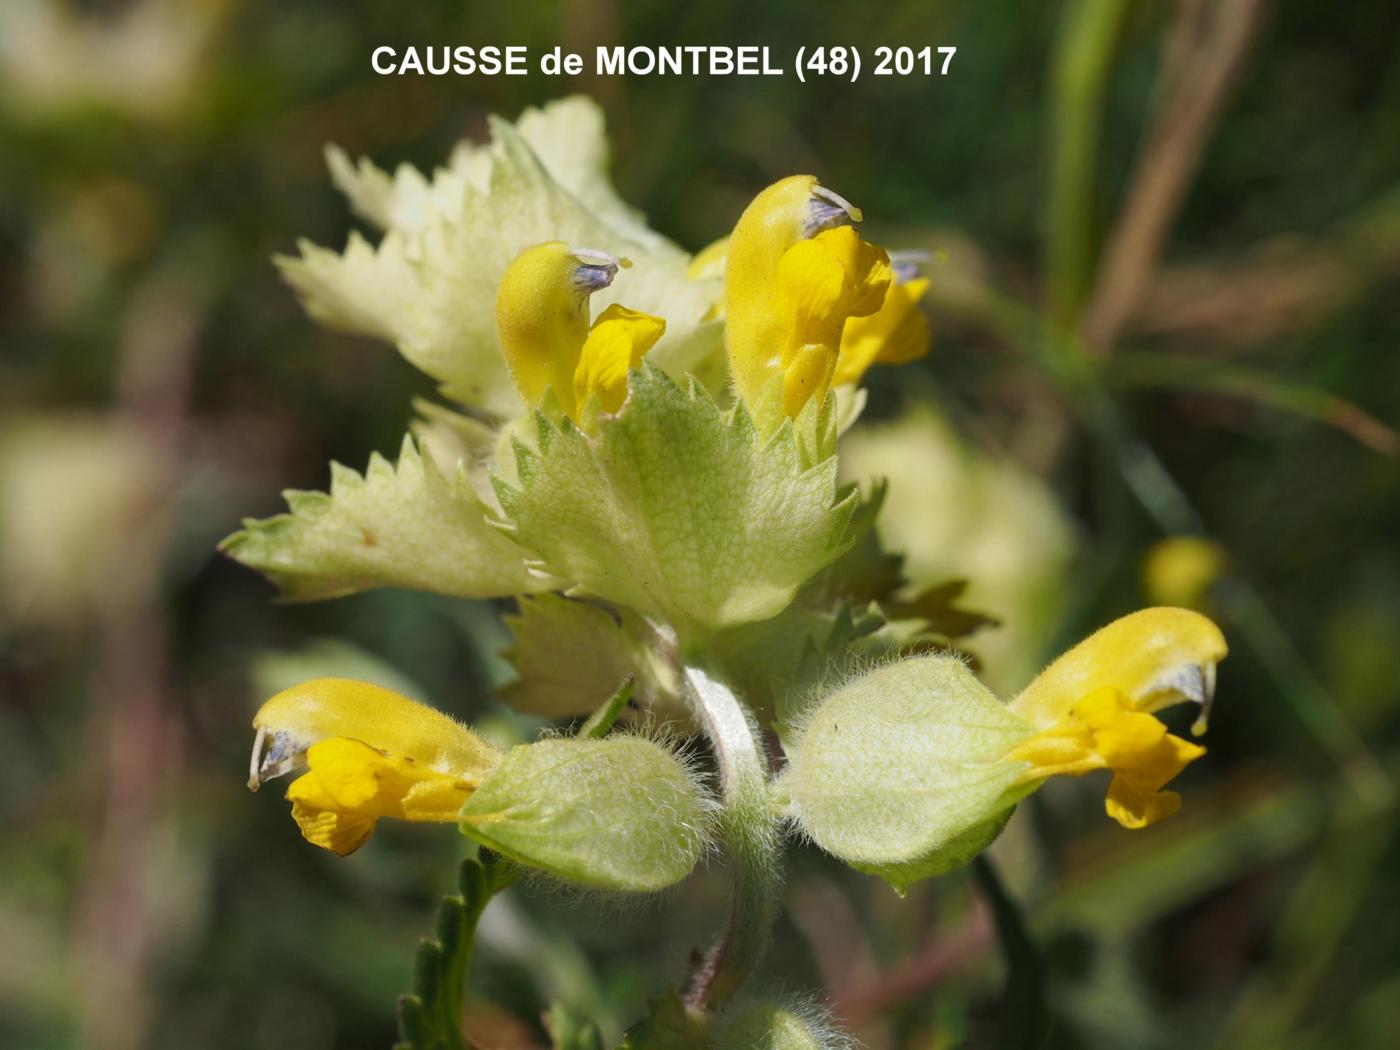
[327,143,481,238]
[619,993,705,1050]
[326,97,662,249]
[494,367,857,639]
[221,434,551,601]
[784,655,1036,892]
[460,736,712,892]
[275,230,419,344]
[513,96,675,253]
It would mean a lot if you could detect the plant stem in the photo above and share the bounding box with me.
[973,856,1048,1050]
[681,665,782,1014]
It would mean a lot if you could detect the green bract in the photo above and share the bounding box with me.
[782,654,1036,894]
[459,736,712,892]
[220,435,548,601]
[494,367,857,643]
[501,593,681,719]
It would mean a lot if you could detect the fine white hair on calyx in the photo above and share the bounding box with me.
[506,715,720,910]
[781,645,976,750]
[776,646,978,841]
[714,991,862,1050]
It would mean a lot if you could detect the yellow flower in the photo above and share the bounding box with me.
[1006,607,1228,828]
[1143,535,1227,610]
[1008,686,1206,828]
[495,242,666,422]
[572,304,667,414]
[248,677,500,855]
[831,274,931,388]
[724,176,893,418]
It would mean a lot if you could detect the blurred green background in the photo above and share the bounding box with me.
[2,1,1398,1048]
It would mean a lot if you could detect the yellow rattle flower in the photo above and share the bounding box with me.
[248,677,500,855]
[724,176,893,418]
[1007,607,1228,828]
[831,253,932,387]
[495,242,666,422]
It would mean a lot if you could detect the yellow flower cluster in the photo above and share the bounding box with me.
[494,177,932,426]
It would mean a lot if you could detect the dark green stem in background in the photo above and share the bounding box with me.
[973,856,1049,1050]
[681,666,782,1014]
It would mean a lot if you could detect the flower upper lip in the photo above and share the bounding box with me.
[1143,660,1217,734]
[805,185,863,236]
[248,725,308,791]
[571,247,626,293]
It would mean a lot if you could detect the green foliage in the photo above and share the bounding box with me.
[545,1002,607,1050]
[783,654,1036,893]
[619,992,707,1050]
[221,435,549,601]
[495,368,857,642]
[577,675,636,739]
[460,736,713,892]
[394,854,516,1050]
[973,856,1048,1050]
[501,594,680,719]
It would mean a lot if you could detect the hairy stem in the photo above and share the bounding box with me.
[681,665,782,1013]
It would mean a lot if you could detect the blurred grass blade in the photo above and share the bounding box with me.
[1217,818,1394,1050]
[545,1002,606,1050]
[1046,0,1131,331]
[394,853,517,1050]
[974,856,1048,1050]
[1109,350,1399,454]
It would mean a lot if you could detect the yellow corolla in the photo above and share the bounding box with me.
[1006,607,1228,828]
[248,677,500,855]
[831,267,931,387]
[495,242,666,421]
[695,230,931,388]
[724,176,894,418]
